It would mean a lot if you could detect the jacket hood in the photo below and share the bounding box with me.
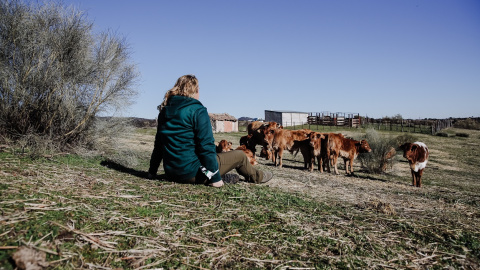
[163,96,203,119]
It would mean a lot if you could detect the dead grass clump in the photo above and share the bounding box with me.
[356,199,396,216]
[12,246,48,270]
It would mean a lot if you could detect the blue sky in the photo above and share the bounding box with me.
[62,0,480,120]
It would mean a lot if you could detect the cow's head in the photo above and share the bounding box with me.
[356,139,372,153]
[263,128,275,146]
[240,134,255,150]
[399,143,416,160]
[308,132,324,148]
[260,147,272,160]
[216,140,233,153]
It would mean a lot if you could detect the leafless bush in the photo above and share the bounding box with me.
[0,0,138,152]
[454,118,480,130]
[394,133,419,146]
[359,129,401,174]
[88,117,136,152]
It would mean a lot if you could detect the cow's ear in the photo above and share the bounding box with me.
[228,141,232,146]
[316,133,321,139]
[411,145,418,151]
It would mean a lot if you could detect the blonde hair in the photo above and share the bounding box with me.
[160,75,199,108]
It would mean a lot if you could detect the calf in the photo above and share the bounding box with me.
[308,132,330,172]
[329,134,371,175]
[236,145,258,165]
[217,139,258,166]
[239,134,256,153]
[263,128,311,168]
[290,139,313,170]
[216,140,232,153]
[241,121,281,160]
[399,142,429,187]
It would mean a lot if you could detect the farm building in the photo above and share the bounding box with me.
[265,110,309,127]
[209,113,238,133]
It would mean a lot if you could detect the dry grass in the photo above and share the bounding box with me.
[0,127,479,269]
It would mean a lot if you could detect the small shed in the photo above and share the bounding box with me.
[265,110,309,127]
[209,113,238,133]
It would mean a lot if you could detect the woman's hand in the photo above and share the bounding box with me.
[209,180,224,187]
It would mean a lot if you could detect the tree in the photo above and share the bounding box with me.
[0,0,138,149]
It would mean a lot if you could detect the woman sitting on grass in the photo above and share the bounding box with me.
[148,74,272,187]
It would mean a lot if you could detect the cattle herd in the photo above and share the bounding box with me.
[216,121,430,187]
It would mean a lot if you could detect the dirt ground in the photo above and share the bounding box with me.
[123,128,480,229]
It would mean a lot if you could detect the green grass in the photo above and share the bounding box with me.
[1,127,479,269]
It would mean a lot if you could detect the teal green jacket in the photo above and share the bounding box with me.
[155,95,221,183]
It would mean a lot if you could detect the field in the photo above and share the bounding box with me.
[1,127,479,269]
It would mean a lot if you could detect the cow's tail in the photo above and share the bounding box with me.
[293,148,300,158]
[289,143,300,158]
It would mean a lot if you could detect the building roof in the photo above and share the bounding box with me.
[209,113,237,121]
[265,110,309,114]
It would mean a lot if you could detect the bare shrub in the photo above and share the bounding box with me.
[454,118,480,130]
[393,133,419,146]
[89,117,135,151]
[0,0,138,152]
[359,129,400,174]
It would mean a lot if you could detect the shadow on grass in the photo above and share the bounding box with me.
[262,162,308,171]
[350,171,388,183]
[99,159,167,181]
[99,159,242,185]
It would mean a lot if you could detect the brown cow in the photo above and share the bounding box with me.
[399,142,429,187]
[329,134,371,175]
[243,121,265,153]
[217,139,258,166]
[239,134,256,153]
[243,121,282,161]
[236,145,258,165]
[307,132,330,172]
[263,128,311,168]
[216,140,233,153]
[291,139,313,170]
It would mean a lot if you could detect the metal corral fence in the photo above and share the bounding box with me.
[239,112,455,135]
[240,118,454,135]
[308,112,361,127]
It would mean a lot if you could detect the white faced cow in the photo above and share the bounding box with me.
[400,142,429,187]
